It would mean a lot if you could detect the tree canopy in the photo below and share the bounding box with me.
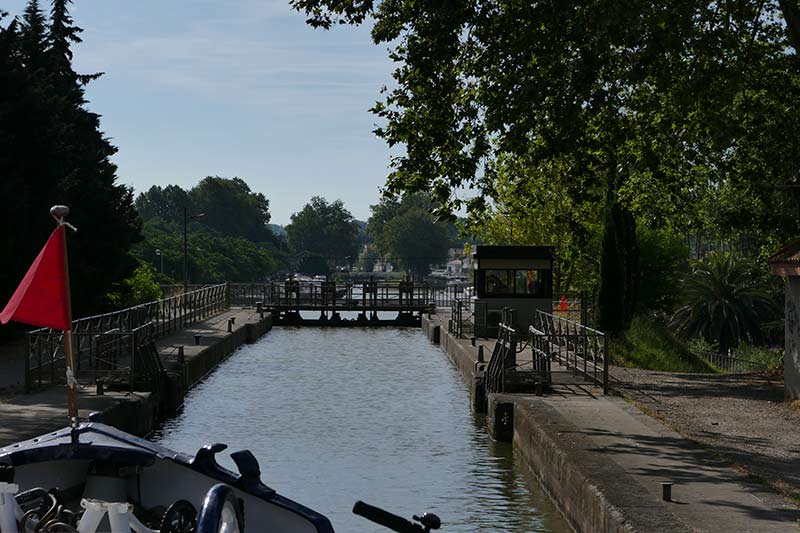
[286,196,360,268]
[133,177,285,283]
[0,0,142,318]
[367,193,452,279]
[133,217,283,284]
[136,177,276,244]
[292,0,800,334]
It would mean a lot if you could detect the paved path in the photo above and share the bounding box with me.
[523,385,800,532]
[0,388,147,447]
[154,308,264,370]
[0,308,264,447]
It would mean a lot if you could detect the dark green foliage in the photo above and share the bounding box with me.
[133,178,284,284]
[637,227,689,314]
[107,262,162,308]
[135,185,192,224]
[367,193,452,279]
[189,177,274,243]
[134,218,283,284]
[292,0,800,342]
[0,2,142,318]
[135,177,276,244]
[297,254,330,276]
[671,253,777,354]
[286,197,360,265]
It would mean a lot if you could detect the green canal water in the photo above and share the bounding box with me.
[152,325,570,532]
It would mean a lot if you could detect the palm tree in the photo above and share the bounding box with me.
[671,252,776,354]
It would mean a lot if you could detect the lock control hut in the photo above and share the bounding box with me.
[472,245,554,337]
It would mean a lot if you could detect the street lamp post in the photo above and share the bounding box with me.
[155,248,164,275]
[183,207,205,293]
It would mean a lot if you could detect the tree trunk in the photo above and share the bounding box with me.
[597,181,639,336]
[779,0,800,53]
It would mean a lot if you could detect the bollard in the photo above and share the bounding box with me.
[194,334,201,346]
[471,336,476,347]
[95,380,104,396]
[228,319,233,333]
[230,316,236,324]
[477,345,485,363]
[177,345,185,364]
[257,303,264,319]
[661,482,672,501]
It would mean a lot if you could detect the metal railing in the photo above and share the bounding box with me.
[534,310,608,393]
[266,280,431,312]
[551,291,592,326]
[699,351,770,373]
[486,310,551,395]
[429,283,471,308]
[448,297,474,338]
[229,283,272,307]
[26,283,229,391]
[159,284,207,298]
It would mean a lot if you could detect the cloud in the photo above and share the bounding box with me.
[75,10,392,116]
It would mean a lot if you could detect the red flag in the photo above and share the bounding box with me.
[0,226,71,330]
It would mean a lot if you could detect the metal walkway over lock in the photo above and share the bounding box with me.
[233,280,433,326]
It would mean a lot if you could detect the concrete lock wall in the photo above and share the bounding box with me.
[786,277,800,400]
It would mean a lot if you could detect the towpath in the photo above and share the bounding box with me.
[517,385,799,532]
[614,367,800,505]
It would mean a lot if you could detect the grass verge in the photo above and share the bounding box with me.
[611,315,717,373]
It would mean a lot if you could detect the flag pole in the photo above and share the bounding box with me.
[50,205,79,427]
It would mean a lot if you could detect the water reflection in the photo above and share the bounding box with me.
[152,326,569,532]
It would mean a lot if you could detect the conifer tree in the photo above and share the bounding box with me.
[19,0,46,69]
[0,1,142,318]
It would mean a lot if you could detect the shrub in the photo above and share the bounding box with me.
[671,252,776,354]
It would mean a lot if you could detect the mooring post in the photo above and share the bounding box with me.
[661,482,672,501]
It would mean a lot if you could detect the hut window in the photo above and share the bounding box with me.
[515,270,541,295]
[480,268,550,297]
[485,270,514,295]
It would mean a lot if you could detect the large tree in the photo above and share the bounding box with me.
[286,197,360,267]
[136,177,276,244]
[0,1,142,318]
[134,184,192,225]
[133,177,285,282]
[368,193,452,279]
[292,0,800,334]
[189,177,274,243]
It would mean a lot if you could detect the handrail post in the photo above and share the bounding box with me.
[603,335,609,394]
[25,333,31,393]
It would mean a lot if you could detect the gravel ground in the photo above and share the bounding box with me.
[612,366,800,502]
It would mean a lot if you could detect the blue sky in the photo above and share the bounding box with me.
[5,0,396,224]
